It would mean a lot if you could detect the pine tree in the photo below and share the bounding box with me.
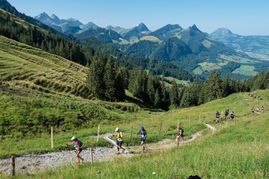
[160,84,170,110]
[104,58,117,101]
[154,89,161,107]
[87,56,106,99]
[170,81,179,107]
[132,71,148,102]
[147,75,156,105]
[115,67,126,101]
[200,71,224,103]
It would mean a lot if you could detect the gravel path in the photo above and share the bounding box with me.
[0,147,132,175]
[0,131,203,176]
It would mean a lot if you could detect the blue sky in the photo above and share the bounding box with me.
[8,0,269,35]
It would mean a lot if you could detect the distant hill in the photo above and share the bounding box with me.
[81,37,194,81]
[209,28,269,59]
[124,24,269,79]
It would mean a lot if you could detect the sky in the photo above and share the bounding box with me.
[8,0,269,35]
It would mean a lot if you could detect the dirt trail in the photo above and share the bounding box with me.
[0,130,203,176]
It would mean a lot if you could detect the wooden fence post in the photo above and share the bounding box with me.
[90,148,93,163]
[129,126,133,146]
[51,126,54,149]
[96,124,100,143]
[189,116,191,128]
[11,156,15,176]
[159,121,163,136]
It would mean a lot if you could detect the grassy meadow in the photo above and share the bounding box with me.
[0,35,269,178]
[7,89,268,179]
[0,87,268,159]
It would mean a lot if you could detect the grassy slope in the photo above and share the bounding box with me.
[0,35,143,157]
[0,35,268,178]
[0,82,267,158]
[25,90,269,179]
[0,35,88,96]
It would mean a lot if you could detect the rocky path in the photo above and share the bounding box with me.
[0,129,205,176]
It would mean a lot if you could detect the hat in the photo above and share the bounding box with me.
[115,127,119,132]
[71,136,77,141]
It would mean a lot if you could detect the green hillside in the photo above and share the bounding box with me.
[0,1,268,178]
[0,35,89,97]
[8,89,269,179]
[0,35,268,178]
[0,35,142,141]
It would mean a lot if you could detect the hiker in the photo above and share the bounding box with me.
[176,127,184,146]
[67,136,84,164]
[251,107,255,114]
[224,109,229,120]
[114,127,123,153]
[215,111,221,123]
[261,106,264,113]
[138,126,147,152]
[256,107,260,113]
[230,111,235,121]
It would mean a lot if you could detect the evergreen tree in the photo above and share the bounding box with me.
[147,75,156,105]
[154,89,161,107]
[104,58,118,101]
[87,56,106,99]
[160,84,170,110]
[170,81,179,107]
[200,71,224,103]
[132,71,148,102]
[180,81,201,107]
[115,67,126,101]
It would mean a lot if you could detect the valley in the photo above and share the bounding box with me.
[0,0,269,178]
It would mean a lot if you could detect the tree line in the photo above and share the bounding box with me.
[87,56,269,110]
[170,71,269,108]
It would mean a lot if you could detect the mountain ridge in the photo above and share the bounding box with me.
[3,2,269,79]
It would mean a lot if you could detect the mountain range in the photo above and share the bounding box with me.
[1,0,269,80]
[0,0,193,82]
[34,12,269,79]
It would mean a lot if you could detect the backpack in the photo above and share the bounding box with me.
[225,110,229,116]
[140,129,146,136]
[77,140,83,147]
[178,128,184,136]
